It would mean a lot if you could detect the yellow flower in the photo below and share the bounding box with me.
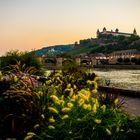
[78,98,85,106]
[94,119,102,124]
[50,95,60,105]
[71,94,78,101]
[92,98,96,103]
[87,80,92,84]
[0,71,2,80]
[94,76,100,82]
[14,76,18,82]
[83,104,88,110]
[101,105,106,113]
[48,107,58,114]
[86,104,92,111]
[41,114,45,119]
[61,107,71,113]
[67,102,73,108]
[33,124,40,129]
[77,118,82,121]
[62,115,69,120]
[46,80,51,85]
[25,132,36,140]
[38,91,43,96]
[83,104,91,111]
[73,84,77,89]
[60,95,64,100]
[50,95,59,101]
[49,116,55,123]
[91,89,97,94]
[67,83,71,89]
[56,77,60,81]
[114,98,119,105]
[106,128,112,135]
[92,81,98,89]
[48,125,55,129]
[24,135,34,140]
[92,104,97,113]
[92,98,99,107]
[116,127,120,132]
[78,89,91,101]
[27,132,36,136]
[69,88,74,97]
[59,99,65,106]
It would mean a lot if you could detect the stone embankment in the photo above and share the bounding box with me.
[98,86,140,116]
[98,85,140,98]
[94,65,140,70]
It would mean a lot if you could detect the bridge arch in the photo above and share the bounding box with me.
[80,59,92,66]
[44,58,56,66]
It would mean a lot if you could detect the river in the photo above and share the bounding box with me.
[94,69,140,116]
[94,69,140,91]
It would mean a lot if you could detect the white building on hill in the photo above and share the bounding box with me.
[97,27,137,38]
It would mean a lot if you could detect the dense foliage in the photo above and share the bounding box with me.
[0,63,140,140]
[0,51,44,75]
[117,57,140,65]
[62,35,140,56]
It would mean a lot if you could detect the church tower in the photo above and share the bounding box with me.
[103,27,106,32]
[115,28,119,33]
[96,29,100,37]
[133,28,137,35]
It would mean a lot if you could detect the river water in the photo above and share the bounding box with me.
[94,69,140,91]
[94,69,140,116]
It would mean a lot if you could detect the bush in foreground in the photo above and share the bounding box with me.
[0,64,140,140]
[0,50,44,75]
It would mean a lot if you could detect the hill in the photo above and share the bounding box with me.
[35,35,140,57]
[64,35,140,56]
[35,44,75,57]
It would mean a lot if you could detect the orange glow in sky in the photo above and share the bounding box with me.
[0,0,140,55]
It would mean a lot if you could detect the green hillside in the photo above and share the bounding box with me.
[65,46,94,56]
[62,35,140,56]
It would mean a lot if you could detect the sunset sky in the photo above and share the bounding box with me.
[0,0,140,56]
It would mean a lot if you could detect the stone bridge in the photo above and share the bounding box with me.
[37,55,108,69]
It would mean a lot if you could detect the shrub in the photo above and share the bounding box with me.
[0,63,140,139]
[0,50,44,75]
[0,65,48,139]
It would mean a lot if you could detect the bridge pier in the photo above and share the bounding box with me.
[56,57,63,67]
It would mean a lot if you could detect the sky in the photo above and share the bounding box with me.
[0,0,140,56]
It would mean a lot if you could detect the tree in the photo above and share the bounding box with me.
[0,50,44,75]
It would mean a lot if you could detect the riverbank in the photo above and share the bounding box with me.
[99,85,140,98]
[94,64,140,70]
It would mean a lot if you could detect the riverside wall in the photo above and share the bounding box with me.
[94,65,140,70]
[98,85,140,98]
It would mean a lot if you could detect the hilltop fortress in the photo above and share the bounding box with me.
[97,27,137,38]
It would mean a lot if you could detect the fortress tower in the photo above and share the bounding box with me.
[97,27,137,38]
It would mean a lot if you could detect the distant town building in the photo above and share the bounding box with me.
[108,49,140,64]
[97,27,137,38]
